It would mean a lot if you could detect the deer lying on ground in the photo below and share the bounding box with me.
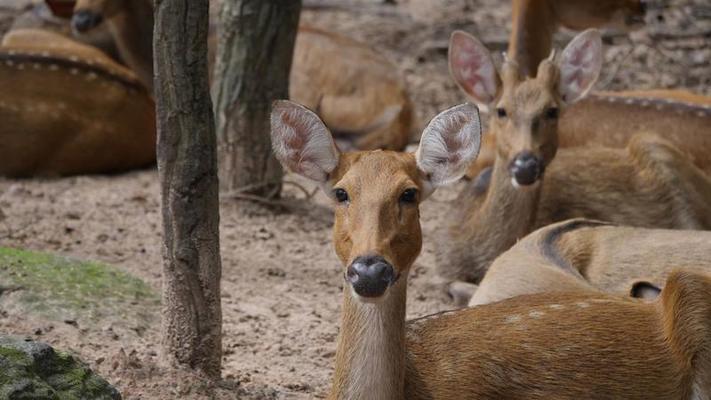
[0,28,155,176]
[448,218,711,306]
[439,29,711,288]
[271,99,711,400]
[465,0,711,179]
[70,0,415,150]
[8,0,120,61]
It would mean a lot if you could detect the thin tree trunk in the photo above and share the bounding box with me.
[154,0,222,379]
[213,0,302,198]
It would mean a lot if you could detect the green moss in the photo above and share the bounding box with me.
[0,247,158,324]
[0,337,121,399]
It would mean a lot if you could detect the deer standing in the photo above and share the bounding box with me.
[0,28,155,176]
[440,29,711,287]
[271,99,711,400]
[465,0,711,179]
[456,218,711,306]
[70,0,415,150]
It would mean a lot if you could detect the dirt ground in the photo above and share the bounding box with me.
[1,0,710,399]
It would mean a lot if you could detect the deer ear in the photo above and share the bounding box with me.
[270,100,339,183]
[416,103,482,192]
[558,29,603,104]
[448,31,500,106]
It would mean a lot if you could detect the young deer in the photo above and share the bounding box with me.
[440,29,711,287]
[0,28,155,176]
[465,0,711,179]
[461,218,711,306]
[70,0,415,150]
[271,99,711,400]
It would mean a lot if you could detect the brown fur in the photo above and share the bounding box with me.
[469,219,711,306]
[8,0,120,61]
[510,0,645,77]
[272,100,711,399]
[70,1,415,150]
[465,0,711,179]
[467,90,711,179]
[292,27,415,151]
[440,41,711,285]
[0,29,155,176]
[73,0,154,91]
[324,150,711,400]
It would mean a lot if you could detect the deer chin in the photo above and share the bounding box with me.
[511,177,541,190]
[349,286,391,304]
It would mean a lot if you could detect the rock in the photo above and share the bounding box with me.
[0,335,121,400]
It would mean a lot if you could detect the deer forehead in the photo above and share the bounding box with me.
[332,151,422,196]
[500,80,557,118]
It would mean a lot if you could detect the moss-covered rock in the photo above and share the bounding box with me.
[0,247,158,325]
[0,336,121,400]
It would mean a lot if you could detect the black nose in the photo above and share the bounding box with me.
[346,255,396,298]
[71,11,103,33]
[509,151,543,186]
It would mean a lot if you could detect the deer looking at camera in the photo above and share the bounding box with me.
[271,99,711,400]
[451,218,711,307]
[70,0,415,150]
[0,28,155,176]
[466,0,711,179]
[439,29,711,287]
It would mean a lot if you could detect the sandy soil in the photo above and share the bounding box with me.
[1,0,709,399]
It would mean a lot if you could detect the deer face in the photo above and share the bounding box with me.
[449,29,602,188]
[271,101,481,302]
[72,0,122,33]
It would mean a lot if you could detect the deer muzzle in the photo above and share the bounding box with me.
[346,255,397,299]
[509,151,544,187]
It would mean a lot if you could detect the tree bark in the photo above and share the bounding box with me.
[154,0,222,379]
[213,0,302,198]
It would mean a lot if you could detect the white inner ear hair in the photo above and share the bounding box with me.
[271,106,339,183]
[417,104,481,187]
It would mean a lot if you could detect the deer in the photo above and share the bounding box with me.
[271,99,711,400]
[465,0,711,180]
[450,218,711,307]
[509,0,647,78]
[8,0,120,62]
[71,0,153,91]
[439,28,711,291]
[0,28,155,176]
[70,0,416,150]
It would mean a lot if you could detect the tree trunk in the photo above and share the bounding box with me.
[213,0,302,198]
[154,0,222,379]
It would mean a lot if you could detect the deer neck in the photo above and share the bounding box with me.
[329,277,408,400]
[467,154,543,271]
[509,0,557,77]
[108,0,154,91]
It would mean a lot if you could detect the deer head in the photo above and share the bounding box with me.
[449,29,602,188]
[271,100,481,301]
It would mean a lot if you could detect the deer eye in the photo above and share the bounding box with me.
[545,107,559,119]
[496,108,507,118]
[400,188,418,204]
[334,188,349,203]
